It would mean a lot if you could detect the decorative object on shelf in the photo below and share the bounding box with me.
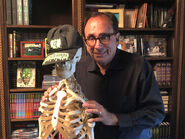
[98,8,124,28]
[118,35,138,54]
[44,38,49,57]
[142,35,167,57]
[16,61,36,87]
[20,41,44,58]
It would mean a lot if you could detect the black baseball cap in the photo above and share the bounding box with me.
[42,24,84,65]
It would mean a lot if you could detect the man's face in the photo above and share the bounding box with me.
[84,15,119,66]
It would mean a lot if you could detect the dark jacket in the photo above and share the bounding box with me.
[75,49,165,139]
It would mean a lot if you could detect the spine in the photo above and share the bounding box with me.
[17,0,23,25]
[8,33,13,58]
[23,0,29,25]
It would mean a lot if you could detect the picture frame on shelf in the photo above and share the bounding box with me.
[20,41,44,58]
[142,35,167,57]
[98,8,124,28]
[16,61,36,88]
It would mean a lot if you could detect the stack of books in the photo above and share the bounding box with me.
[42,75,61,90]
[11,127,39,138]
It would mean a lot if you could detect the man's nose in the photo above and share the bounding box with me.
[94,39,103,49]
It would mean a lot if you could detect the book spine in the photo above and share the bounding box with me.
[12,30,16,57]
[12,0,17,25]
[23,0,29,25]
[17,0,23,25]
[25,93,28,118]
[6,0,12,24]
[16,94,19,119]
[29,0,32,25]
[23,93,25,118]
[8,33,13,58]
[31,93,34,118]
[10,94,12,118]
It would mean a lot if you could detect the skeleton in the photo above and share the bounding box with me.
[39,48,95,139]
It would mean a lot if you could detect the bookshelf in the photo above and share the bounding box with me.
[0,0,184,139]
[83,0,182,139]
[0,0,84,138]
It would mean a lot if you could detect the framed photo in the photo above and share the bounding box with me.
[98,8,124,28]
[142,36,167,57]
[17,61,36,88]
[20,41,44,58]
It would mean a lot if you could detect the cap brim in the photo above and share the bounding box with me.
[42,49,77,66]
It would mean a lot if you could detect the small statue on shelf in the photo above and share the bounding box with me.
[39,25,95,139]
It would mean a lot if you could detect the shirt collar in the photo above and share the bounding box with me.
[87,49,129,72]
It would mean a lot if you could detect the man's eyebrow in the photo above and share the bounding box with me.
[86,34,95,38]
[87,33,110,38]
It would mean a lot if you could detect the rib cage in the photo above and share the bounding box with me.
[39,75,95,139]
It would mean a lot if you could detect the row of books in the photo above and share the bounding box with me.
[8,31,46,58]
[154,62,171,87]
[86,3,175,28]
[118,35,168,57]
[6,0,32,25]
[150,122,170,139]
[10,93,42,119]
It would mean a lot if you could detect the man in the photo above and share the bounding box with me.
[75,12,165,139]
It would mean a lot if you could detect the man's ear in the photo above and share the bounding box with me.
[116,32,120,42]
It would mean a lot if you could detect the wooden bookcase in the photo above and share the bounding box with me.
[82,0,184,139]
[0,0,84,138]
[0,0,184,138]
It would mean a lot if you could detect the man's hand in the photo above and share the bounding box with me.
[82,100,118,126]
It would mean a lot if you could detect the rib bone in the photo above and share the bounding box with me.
[39,75,95,139]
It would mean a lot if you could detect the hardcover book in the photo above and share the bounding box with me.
[12,0,17,25]
[136,3,148,28]
[17,0,23,25]
[23,0,29,25]
[17,61,36,87]
[124,8,138,28]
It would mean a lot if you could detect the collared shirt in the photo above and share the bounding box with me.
[75,49,165,139]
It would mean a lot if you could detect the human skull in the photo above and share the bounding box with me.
[55,48,82,79]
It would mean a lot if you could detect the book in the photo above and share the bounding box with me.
[124,8,138,28]
[136,3,148,28]
[86,3,117,12]
[16,61,36,88]
[23,0,32,25]
[17,0,23,25]
[8,33,13,58]
[12,30,22,57]
[6,0,12,24]
[12,127,39,138]
[23,0,29,25]
[11,0,17,25]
